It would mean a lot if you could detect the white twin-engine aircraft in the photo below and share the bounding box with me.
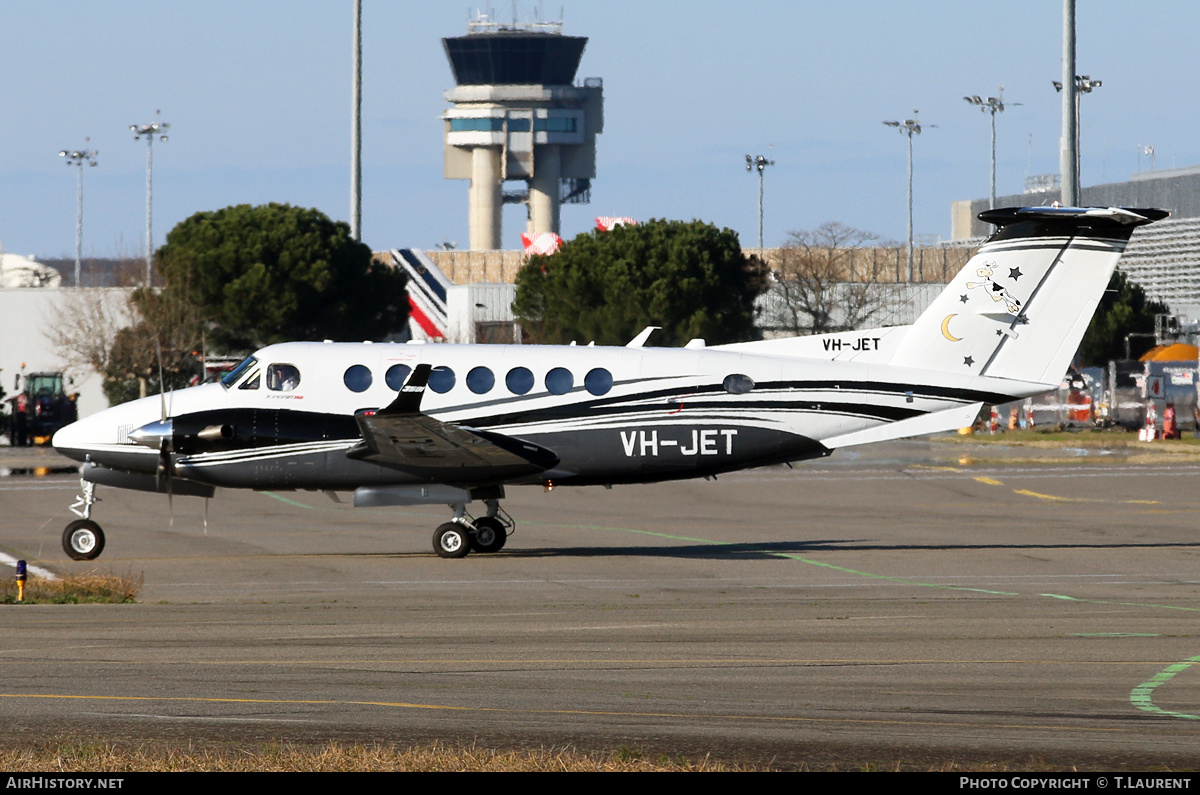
[52,206,1166,560]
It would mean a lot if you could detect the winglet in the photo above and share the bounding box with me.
[626,326,660,348]
[378,363,433,415]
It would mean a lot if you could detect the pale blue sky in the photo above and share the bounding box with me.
[2,1,1195,259]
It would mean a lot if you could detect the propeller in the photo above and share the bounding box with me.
[154,338,175,522]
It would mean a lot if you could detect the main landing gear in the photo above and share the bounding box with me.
[433,499,513,559]
[64,479,105,560]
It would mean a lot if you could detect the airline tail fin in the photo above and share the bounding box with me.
[889,207,1167,385]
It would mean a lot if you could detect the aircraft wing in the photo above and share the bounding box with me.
[348,364,559,481]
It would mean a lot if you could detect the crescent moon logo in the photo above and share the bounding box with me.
[941,314,962,342]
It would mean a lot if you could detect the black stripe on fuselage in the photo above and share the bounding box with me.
[460,379,1014,429]
[161,379,1015,454]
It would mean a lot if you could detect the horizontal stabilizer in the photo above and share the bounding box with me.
[821,402,983,448]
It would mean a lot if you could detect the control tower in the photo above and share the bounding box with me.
[442,15,603,250]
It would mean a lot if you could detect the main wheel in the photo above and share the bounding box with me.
[433,522,470,558]
[471,517,507,553]
[63,519,105,561]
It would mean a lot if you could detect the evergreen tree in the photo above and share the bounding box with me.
[156,203,408,351]
[513,219,766,346]
[1076,269,1168,365]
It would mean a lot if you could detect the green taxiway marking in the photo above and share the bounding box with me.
[1075,633,1160,638]
[260,490,1200,721]
[1131,655,1200,721]
[260,492,317,509]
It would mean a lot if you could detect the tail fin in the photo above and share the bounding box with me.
[889,207,1167,385]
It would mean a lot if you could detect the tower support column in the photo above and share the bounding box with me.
[528,145,561,238]
[469,146,503,250]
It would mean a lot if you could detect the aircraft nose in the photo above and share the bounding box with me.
[51,420,81,452]
[52,416,97,461]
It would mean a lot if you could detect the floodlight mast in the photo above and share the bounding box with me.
[963,88,1019,210]
[1053,74,1100,204]
[59,145,98,288]
[882,112,923,282]
[350,0,362,241]
[745,153,774,261]
[131,112,169,285]
[1059,0,1077,207]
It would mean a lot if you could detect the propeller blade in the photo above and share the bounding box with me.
[156,438,169,489]
[155,338,167,422]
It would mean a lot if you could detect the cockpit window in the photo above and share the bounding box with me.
[266,363,301,392]
[221,356,258,388]
[238,372,260,390]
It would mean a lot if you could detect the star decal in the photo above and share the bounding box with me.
[959,294,969,304]
[996,329,1004,336]
[1009,267,1023,280]
[963,356,975,367]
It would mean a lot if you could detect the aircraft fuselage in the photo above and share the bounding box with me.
[53,340,1014,491]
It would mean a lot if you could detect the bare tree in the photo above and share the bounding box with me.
[46,284,204,405]
[45,288,135,384]
[105,286,206,403]
[759,222,891,336]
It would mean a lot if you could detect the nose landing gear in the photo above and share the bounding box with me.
[64,479,105,560]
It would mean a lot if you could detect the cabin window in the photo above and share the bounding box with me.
[344,365,372,393]
[221,356,258,388]
[428,366,456,394]
[506,367,534,395]
[723,374,755,394]
[267,364,301,392]
[545,367,574,395]
[466,366,495,394]
[584,368,613,396]
[385,364,411,391]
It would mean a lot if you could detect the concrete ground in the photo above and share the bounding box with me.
[0,438,1198,770]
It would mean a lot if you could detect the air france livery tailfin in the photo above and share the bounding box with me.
[889,206,1168,386]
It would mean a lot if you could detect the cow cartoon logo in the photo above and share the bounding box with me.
[965,262,1022,314]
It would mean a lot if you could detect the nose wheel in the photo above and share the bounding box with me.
[63,519,105,561]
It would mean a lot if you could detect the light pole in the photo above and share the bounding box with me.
[963,89,1019,210]
[1053,75,1100,204]
[131,112,169,285]
[350,0,362,241]
[58,143,98,287]
[745,153,774,261]
[882,111,924,282]
[1059,0,1077,207]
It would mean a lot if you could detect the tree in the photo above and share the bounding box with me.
[156,203,408,351]
[101,286,205,405]
[758,222,895,335]
[45,288,136,388]
[1076,269,1169,365]
[513,219,766,346]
